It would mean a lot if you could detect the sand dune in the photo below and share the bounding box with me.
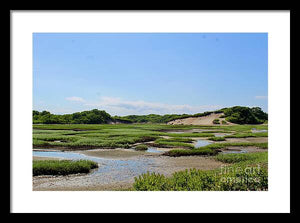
[167,113,235,125]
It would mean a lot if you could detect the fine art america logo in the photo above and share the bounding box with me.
[218,164,262,184]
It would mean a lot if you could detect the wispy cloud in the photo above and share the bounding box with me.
[65,96,85,103]
[83,96,221,116]
[255,96,268,100]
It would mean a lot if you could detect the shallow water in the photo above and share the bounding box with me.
[251,128,267,133]
[147,147,163,153]
[33,150,92,160]
[33,150,157,184]
[194,139,211,148]
[214,133,226,137]
[222,150,248,154]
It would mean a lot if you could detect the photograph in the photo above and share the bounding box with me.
[32,33,269,191]
[10,10,292,213]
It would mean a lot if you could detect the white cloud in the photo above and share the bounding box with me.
[84,96,222,116]
[255,96,268,100]
[65,96,85,103]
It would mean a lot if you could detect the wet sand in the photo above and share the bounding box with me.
[33,156,61,161]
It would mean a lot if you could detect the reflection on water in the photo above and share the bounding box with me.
[195,139,211,148]
[33,150,157,182]
[33,151,92,160]
[222,150,248,154]
[251,128,267,133]
[147,147,163,153]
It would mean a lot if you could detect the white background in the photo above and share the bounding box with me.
[11,11,290,213]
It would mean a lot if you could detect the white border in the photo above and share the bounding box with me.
[11,11,290,213]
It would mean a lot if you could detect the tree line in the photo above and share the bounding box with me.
[33,109,113,124]
[33,106,268,124]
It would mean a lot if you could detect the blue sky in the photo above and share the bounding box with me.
[33,33,268,115]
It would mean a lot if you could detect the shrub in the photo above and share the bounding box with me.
[133,172,170,191]
[221,120,227,125]
[133,167,268,191]
[221,106,267,124]
[213,119,220,124]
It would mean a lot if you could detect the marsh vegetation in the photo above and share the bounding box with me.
[32,108,268,191]
[33,160,98,176]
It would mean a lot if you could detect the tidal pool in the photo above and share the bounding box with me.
[33,150,91,160]
[221,150,248,154]
[251,128,267,133]
[33,150,158,184]
[147,147,163,153]
[194,139,211,148]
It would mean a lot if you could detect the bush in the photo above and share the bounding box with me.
[213,119,220,124]
[221,106,267,124]
[221,120,227,125]
[133,172,170,191]
[133,167,268,191]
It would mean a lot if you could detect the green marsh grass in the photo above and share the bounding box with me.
[208,137,226,141]
[33,124,267,150]
[214,152,268,164]
[33,159,98,176]
[154,139,195,149]
[164,147,217,157]
[163,142,268,157]
[224,132,268,138]
[134,144,148,151]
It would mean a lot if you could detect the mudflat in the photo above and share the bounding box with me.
[32,154,224,191]
[33,156,61,161]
